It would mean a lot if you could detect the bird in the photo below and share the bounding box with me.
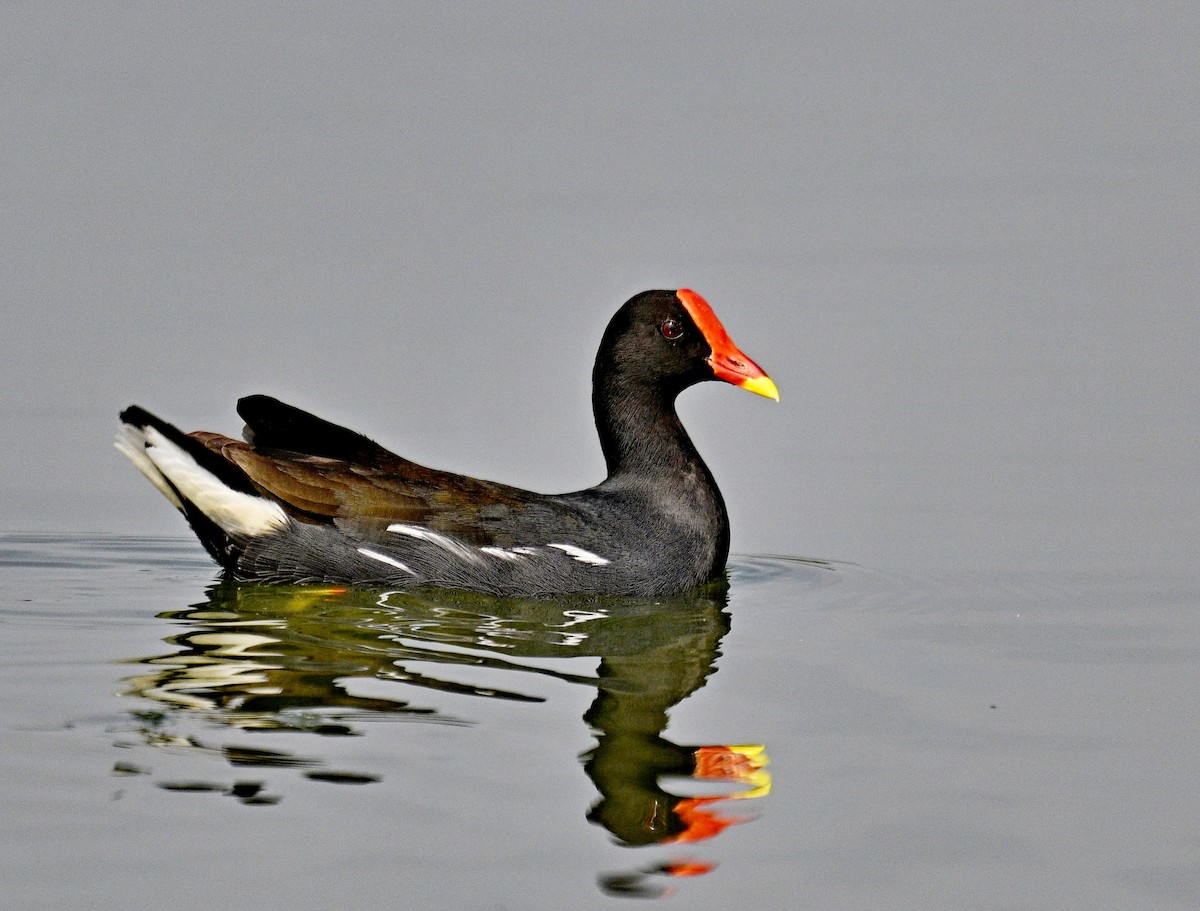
[116,288,778,597]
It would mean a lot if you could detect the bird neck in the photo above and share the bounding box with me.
[592,371,709,485]
[590,365,732,581]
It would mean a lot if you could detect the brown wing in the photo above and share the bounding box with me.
[190,430,533,541]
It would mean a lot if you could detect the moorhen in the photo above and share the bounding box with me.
[116,289,778,596]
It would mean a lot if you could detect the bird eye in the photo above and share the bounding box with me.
[660,318,683,340]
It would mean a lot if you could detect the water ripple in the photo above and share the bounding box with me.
[0,532,210,573]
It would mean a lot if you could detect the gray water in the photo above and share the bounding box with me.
[4,4,1199,910]
[3,535,1198,909]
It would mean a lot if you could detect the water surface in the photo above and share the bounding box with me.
[3,533,1197,910]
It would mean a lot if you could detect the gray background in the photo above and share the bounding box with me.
[4,3,1197,575]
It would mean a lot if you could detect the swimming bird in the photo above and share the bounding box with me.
[116,289,778,596]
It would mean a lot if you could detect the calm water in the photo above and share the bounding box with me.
[2,533,1197,910]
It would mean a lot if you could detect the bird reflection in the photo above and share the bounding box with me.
[122,579,770,894]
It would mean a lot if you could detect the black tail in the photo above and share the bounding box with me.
[117,406,283,572]
[119,405,260,497]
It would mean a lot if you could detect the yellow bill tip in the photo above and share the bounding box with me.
[739,374,780,402]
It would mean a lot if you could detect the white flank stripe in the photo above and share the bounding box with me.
[547,543,610,566]
[139,427,288,536]
[386,523,483,565]
[357,548,416,575]
[480,546,525,561]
